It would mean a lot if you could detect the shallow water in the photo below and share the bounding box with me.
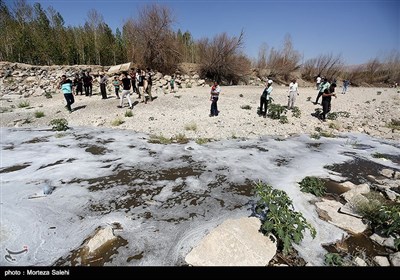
[1,128,399,266]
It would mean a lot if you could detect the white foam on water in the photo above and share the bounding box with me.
[1,127,399,266]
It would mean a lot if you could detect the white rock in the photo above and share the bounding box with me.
[389,252,400,266]
[86,226,117,254]
[373,256,390,266]
[185,217,277,266]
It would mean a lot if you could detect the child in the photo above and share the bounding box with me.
[113,76,120,98]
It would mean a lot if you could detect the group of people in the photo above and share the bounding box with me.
[58,67,156,112]
[253,75,337,122]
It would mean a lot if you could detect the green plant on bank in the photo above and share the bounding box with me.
[195,138,210,145]
[344,138,359,147]
[386,119,400,130]
[310,133,321,139]
[44,92,53,99]
[279,115,288,124]
[148,133,189,144]
[49,118,68,131]
[291,107,301,118]
[254,181,316,255]
[324,253,344,266]
[327,112,338,120]
[372,152,388,159]
[173,133,189,144]
[125,110,133,117]
[55,132,66,138]
[34,111,45,118]
[329,122,339,129]
[239,94,244,98]
[111,118,125,126]
[18,100,30,108]
[299,176,326,197]
[352,192,400,248]
[320,130,336,138]
[268,103,287,120]
[240,105,251,110]
[149,134,172,144]
[184,122,197,131]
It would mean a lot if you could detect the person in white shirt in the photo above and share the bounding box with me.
[287,79,299,109]
[316,75,321,90]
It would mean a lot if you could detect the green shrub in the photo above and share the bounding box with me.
[173,133,189,144]
[125,110,133,117]
[239,94,244,98]
[111,118,124,126]
[324,253,344,266]
[291,107,301,118]
[327,112,338,120]
[34,111,45,118]
[310,133,321,139]
[299,176,326,197]
[279,115,288,124]
[254,181,316,255]
[268,103,287,120]
[49,118,68,131]
[18,100,30,108]
[353,193,400,239]
[149,134,172,144]
[240,105,251,110]
[195,138,211,145]
[372,152,387,159]
[44,92,53,99]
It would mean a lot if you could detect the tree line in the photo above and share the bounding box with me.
[1,0,399,86]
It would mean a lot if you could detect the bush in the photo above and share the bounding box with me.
[299,176,326,197]
[279,115,288,124]
[49,118,68,131]
[195,138,211,145]
[34,111,45,118]
[18,100,30,108]
[125,110,133,117]
[291,107,301,118]
[254,181,316,255]
[268,103,287,120]
[324,253,344,266]
[44,92,53,99]
[111,118,124,126]
[240,105,251,110]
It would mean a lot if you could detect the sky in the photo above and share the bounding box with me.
[9,0,400,65]
[2,127,399,265]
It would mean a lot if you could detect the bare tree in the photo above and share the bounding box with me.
[301,53,344,82]
[267,35,301,82]
[256,42,268,69]
[123,4,180,73]
[198,30,251,84]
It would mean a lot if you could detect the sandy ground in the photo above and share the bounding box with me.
[1,84,399,140]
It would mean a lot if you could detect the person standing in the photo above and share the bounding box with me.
[320,83,337,121]
[259,80,273,118]
[314,78,330,104]
[287,79,299,109]
[112,76,120,98]
[342,80,350,94]
[83,71,93,96]
[118,72,133,109]
[209,80,221,117]
[170,75,175,93]
[58,75,75,112]
[73,73,83,95]
[99,72,108,99]
[316,75,321,90]
[145,68,153,104]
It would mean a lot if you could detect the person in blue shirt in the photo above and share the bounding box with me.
[59,75,75,112]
